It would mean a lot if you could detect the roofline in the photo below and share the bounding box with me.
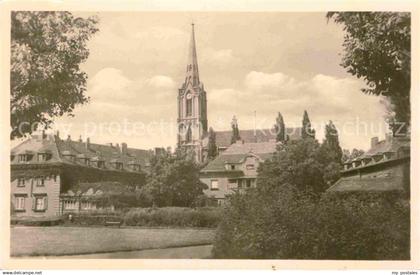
[341,156,410,175]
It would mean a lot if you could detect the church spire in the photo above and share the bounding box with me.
[186,23,200,86]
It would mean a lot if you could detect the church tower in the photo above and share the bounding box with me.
[177,23,208,162]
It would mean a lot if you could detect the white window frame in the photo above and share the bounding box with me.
[210,179,219,190]
[14,196,25,211]
[34,196,47,212]
[17,177,25,187]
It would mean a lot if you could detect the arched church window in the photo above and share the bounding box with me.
[186,93,193,117]
[186,125,192,143]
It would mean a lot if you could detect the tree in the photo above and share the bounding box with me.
[143,149,207,207]
[230,115,241,144]
[207,127,218,160]
[257,138,328,194]
[301,110,315,139]
[327,12,410,134]
[321,120,342,163]
[274,112,286,142]
[11,11,99,139]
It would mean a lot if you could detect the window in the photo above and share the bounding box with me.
[18,154,28,162]
[37,153,51,162]
[186,126,192,143]
[238,179,243,189]
[17,178,25,187]
[35,177,45,187]
[246,164,255,170]
[14,196,25,211]
[81,201,93,210]
[210,180,219,190]
[246,179,252,188]
[64,200,78,210]
[34,196,47,211]
[230,165,235,170]
[186,98,193,116]
[116,162,123,170]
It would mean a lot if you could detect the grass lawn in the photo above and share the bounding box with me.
[11,226,215,257]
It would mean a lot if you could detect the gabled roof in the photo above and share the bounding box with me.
[11,134,152,172]
[203,127,301,148]
[201,141,277,173]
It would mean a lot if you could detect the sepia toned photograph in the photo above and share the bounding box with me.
[6,8,413,263]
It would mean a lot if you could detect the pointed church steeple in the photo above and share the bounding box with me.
[186,23,200,87]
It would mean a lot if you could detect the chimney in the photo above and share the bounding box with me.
[56,130,60,139]
[86,137,90,150]
[371,137,379,149]
[122,142,128,155]
[108,143,113,147]
[78,135,82,142]
[115,143,121,153]
[67,135,71,141]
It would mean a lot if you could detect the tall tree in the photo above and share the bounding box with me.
[207,127,218,160]
[301,110,315,139]
[274,112,286,142]
[322,120,342,163]
[327,12,410,135]
[11,11,99,139]
[230,115,241,144]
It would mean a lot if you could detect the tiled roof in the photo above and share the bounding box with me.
[205,127,301,148]
[201,141,277,172]
[11,134,152,172]
[326,176,405,193]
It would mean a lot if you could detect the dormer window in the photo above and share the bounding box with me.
[77,154,90,166]
[372,154,384,162]
[18,152,33,163]
[128,161,140,172]
[97,160,105,168]
[246,164,255,170]
[62,151,75,162]
[37,150,52,162]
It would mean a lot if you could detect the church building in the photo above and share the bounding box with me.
[177,23,208,162]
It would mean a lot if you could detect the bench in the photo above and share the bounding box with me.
[104,220,122,227]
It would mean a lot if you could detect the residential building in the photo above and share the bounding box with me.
[10,132,152,219]
[327,134,410,194]
[200,140,278,205]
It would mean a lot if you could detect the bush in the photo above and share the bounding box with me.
[123,207,222,228]
[212,186,410,260]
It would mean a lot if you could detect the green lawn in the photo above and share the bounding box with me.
[11,226,215,257]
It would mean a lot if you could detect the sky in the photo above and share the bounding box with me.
[40,12,388,151]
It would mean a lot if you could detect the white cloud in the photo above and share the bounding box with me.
[146,75,175,89]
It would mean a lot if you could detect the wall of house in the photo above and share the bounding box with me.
[11,174,61,218]
[201,177,234,201]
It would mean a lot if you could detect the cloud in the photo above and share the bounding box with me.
[146,75,175,89]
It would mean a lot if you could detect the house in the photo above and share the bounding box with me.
[10,132,152,219]
[200,139,278,205]
[327,134,410,194]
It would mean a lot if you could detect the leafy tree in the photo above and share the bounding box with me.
[207,127,218,160]
[320,120,342,164]
[342,148,365,162]
[274,112,286,142]
[327,12,410,134]
[257,138,328,194]
[230,116,241,144]
[301,110,315,139]
[11,11,99,139]
[143,149,207,207]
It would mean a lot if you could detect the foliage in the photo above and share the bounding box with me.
[327,12,411,133]
[257,138,328,194]
[213,188,410,259]
[301,110,315,139]
[11,11,99,139]
[142,149,207,207]
[274,112,286,142]
[123,207,222,228]
[342,148,365,162]
[230,116,241,144]
[321,120,342,163]
[207,127,218,160]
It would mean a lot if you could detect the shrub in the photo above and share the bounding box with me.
[212,186,410,260]
[123,207,222,228]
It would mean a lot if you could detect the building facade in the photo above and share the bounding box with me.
[10,132,151,219]
[200,140,278,205]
